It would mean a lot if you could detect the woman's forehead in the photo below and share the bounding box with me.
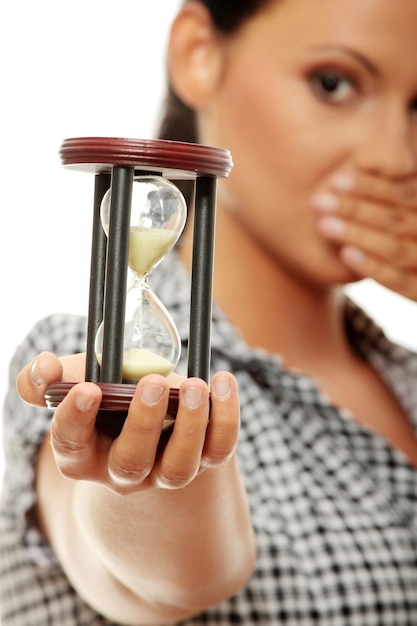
[242,0,417,37]
[232,0,417,66]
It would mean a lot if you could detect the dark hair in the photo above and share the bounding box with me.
[157,0,271,144]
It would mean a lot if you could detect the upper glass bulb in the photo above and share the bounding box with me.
[100,176,187,278]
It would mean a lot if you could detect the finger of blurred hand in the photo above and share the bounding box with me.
[49,382,103,478]
[315,207,417,300]
[330,171,417,207]
[107,375,170,493]
[317,217,417,270]
[313,193,417,237]
[340,245,417,301]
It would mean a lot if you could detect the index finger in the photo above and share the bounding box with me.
[332,172,417,208]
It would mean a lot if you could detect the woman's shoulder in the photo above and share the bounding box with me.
[11,313,88,373]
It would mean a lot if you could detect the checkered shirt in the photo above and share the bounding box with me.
[1,255,417,625]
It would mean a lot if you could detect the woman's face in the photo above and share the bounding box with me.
[199,0,417,287]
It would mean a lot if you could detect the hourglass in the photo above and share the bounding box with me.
[95,176,187,383]
[45,137,233,438]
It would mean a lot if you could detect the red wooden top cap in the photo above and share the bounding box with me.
[60,137,233,179]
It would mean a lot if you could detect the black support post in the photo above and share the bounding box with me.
[100,166,134,383]
[188,175,217,381]
[85,172,111,382]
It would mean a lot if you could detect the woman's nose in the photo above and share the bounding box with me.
[355,107,417,181]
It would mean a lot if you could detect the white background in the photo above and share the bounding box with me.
[0,0,416,488]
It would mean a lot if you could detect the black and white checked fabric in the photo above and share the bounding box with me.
[1,255,417,625]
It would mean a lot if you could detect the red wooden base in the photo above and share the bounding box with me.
[45,382,181,439]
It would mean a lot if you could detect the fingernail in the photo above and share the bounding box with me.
[212,375,231,401]
[30,359,45,388]
[311,192,339,212]
[141,383,165,407]
[319,216,345,235]
[343,245,365,265]
[75,393,96,412]
[182,386,203,410]
[331,173,355,192]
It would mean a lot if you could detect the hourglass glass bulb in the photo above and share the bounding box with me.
[100,176,187,278]
[96,176,187,382]
[121,284,181,381]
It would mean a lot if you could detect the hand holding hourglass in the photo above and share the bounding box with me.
[44,137,233,438]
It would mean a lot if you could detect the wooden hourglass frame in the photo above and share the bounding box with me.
[45,137,233,438]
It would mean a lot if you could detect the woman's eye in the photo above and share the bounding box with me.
[309,71,356,103]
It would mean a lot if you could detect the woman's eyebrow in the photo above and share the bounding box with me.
[307,44,379,77]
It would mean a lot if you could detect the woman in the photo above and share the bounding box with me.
[1,0,417,624]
